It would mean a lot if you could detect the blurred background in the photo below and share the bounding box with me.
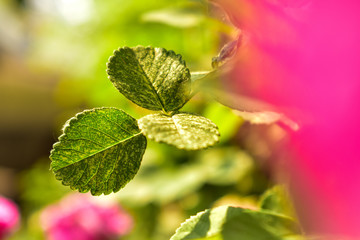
[0,0,287,239]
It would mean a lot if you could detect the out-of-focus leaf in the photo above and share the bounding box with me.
[198,147,253,185]
[212,194,258,211]
[138,113,219,150]
[116,163,207,206]
[50,107,147,195]
[233,110,282,124]
[141,7,204,28]
[107,46,191,112]
[170,206,301,240]
[259,185,296,218]
[116,147,254,206]
[211,89,299,131]
[20,161,70,212]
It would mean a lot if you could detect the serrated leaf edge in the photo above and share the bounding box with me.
[50,107,142,171]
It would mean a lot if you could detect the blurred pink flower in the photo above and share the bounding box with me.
[0,196,20,239]
[216,0,360,238]
[41,194,133,240]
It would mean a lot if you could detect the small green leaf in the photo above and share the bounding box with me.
[211,39,239,68]
[170,206,301,240]
[107,46,191,112]
[50,107,147,195]
[138,113,219,150]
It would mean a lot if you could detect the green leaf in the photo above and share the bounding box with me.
[138,113,219,150]
[198,147,254,186]
[50,107,147,195]
[107,46,191,112]
[170,206,301,240]
[259,185,296,218]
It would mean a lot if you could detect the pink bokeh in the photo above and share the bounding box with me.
[217,0,360,237]
[0,196,20,239]
[41,194,133,240]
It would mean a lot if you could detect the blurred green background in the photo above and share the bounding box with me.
[0,0,285,239]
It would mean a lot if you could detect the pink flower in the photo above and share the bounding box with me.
[41,194,133,240]
[216,0,360,237]
[0,196,20,239]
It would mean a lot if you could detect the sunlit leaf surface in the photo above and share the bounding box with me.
[50,107,147,195]
[107,46,191,112]
[138,113,219,150]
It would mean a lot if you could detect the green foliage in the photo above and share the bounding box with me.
[42,2,302,236]
[6,1,288,239]
[116,147,254,206]
[50,108,147,195]
[170,206,301,240]
[107,46,191,112]
[51,46,220,195]
[48,40,303,240]
[138,113,219,150]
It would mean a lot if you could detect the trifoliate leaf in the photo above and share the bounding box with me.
[170,206,301,240]
[50,107,147,195]
[107,46,191,112]
[138,113,219,150]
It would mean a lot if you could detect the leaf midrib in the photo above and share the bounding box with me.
[171,115,188,145]
[135,50,167,112]
[52,132,143,171]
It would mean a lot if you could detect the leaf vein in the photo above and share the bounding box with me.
[65,138,106,148]
[77,124,123,142]
[137,52,166,111]
[55,132,142,170]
